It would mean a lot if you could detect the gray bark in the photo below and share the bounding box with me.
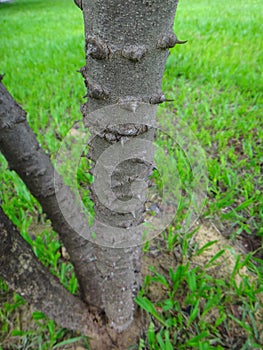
[78,0,180,330]
[0,0,183,335]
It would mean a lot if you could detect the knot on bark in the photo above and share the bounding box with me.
[84,77,110,100]
[157,32,187,49]
[0,114,26,130]
[103,123,148,143]
[121,45,147,62]
[86,36,110,60]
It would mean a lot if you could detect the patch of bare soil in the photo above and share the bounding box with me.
[140,223,262,349]
[191,223,248,284]
[192,224,262,345]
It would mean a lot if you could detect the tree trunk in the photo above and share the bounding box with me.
[77,0,180,331]
[0,0,183,342]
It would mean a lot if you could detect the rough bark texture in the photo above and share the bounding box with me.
[82,0,180,109]
[79,0,180,331]
[0,81,103,310]
[0,207,105,340]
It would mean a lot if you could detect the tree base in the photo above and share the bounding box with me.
[88,308,149,350]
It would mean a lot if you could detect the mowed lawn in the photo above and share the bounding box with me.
[0,0,262,349]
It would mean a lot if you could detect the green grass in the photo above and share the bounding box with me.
[164,0,263,241]
[0,0,262,349]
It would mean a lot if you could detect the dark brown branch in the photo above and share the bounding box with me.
[0,206,140,348]
[0,207,104,339]
[0,81,102,307]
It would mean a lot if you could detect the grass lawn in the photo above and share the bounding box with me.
[0,0,262,349]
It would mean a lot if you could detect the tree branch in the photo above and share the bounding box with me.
[0,206,105,339]
[0,81,102,307]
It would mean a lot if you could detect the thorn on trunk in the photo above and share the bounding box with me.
[149,92,174,104]
[74,0,83,10]
[157,32,187,49]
